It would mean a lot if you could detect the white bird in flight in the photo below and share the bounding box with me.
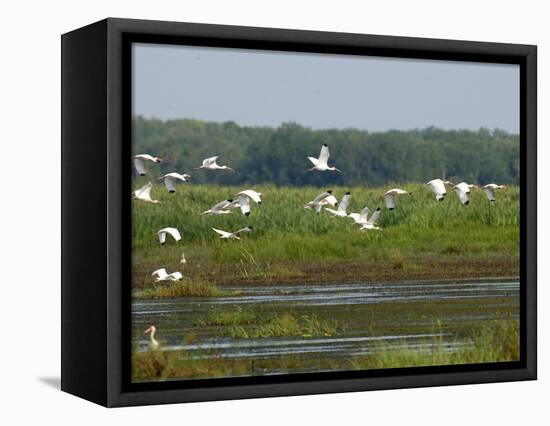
[134,154,162,176]
[144,325,160,350]
[454,182,479,194]
[482,183,506,202]
[308,144,342,173]
[237,189,263,204]
[157,227,181,245]
[202,199,235,215]
[452,185,470,205]
[231,194,252,216]
[133,182,160,204]
[158,173,191,193]
[304,190,338,213]
[348,205,372,225]
[426,179,453,201]
[211,226,253,240]
[384,188,412,210]
[452,182,478,205]
[151,268,183,282]
[325,192,352,217]
[359,207,382,231]
[195,156,234,171]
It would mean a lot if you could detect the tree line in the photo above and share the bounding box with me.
[133,116,520,187]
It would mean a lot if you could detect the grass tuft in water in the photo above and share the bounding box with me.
[350,319,519,370]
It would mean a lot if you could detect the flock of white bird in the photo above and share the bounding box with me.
[136,143,508,348]
[134,144,507,265]
[134,144,508,272]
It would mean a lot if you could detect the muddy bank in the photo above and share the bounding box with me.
[132,255,519,288]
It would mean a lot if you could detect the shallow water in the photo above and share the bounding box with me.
[132,278,519,376]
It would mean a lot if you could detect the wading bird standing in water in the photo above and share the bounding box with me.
[384,188,412,210]
[482,183,506,202]
[133,182,160,204]
[325,192,352,217]
[157,227,181,245]
[157,172,191,193]
[144,325,160,350]
[195,156,234,172]
[134,154,162,176]
[211,226,253,240]
[307,144,342,173]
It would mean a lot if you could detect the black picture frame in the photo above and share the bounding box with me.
[61,17,537,407]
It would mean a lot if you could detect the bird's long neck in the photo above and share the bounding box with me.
[150,329,157,345]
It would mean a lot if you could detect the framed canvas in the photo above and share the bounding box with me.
[61,18,537,407]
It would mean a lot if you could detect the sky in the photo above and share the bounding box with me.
[133,43,520,134]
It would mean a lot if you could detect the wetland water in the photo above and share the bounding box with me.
[132,278,519,377]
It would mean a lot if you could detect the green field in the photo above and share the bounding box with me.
[132,182,519,292]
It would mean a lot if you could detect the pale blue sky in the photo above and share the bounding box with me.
[133,43,519,133]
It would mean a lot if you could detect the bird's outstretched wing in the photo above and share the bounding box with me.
[454,188,469,205]
[152,268,168,279]
[484,188,496,201]
[164,176,176,192]
[158,231,166,244]
[368,208,381,225]
[164,227,181,241]
[234,227,252,236]
[338,193,351,213]
[318,144,330,166]
[384,194,395,210]
[134,158,146,175]
[312,191,331,203]
[203,156,218,167]
[238,194,251,216]
[212,228,231,238]
[238,190,262,204]
[134,182,153,198]
[359,206,371,223]
[211,199,232,211]
[308,156,319,166]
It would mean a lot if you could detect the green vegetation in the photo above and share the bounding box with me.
[133,117,519,187]
[227,313,338,339]
[132,183,519,288]
[133,279,221,298]
[351,319,519,369]
[132,318,519,381]
[198,308,339,338]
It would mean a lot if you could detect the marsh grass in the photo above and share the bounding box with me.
[198,306,258,327]
[132,183,519,285]
[197,307,340,338]
[133,278,221,299]
[351,319,519,370]
[227,313,339,339]
[132,319,519,381]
